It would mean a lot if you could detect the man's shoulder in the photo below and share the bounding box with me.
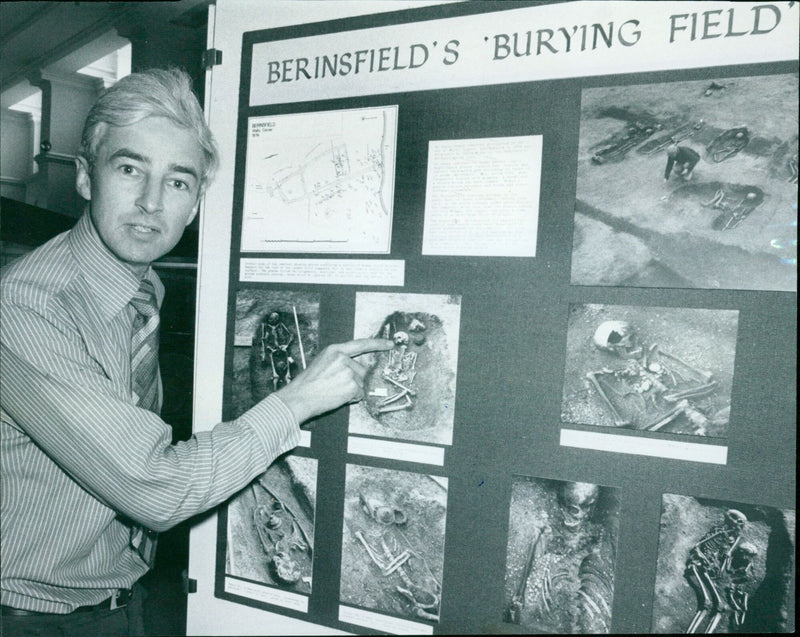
[1,230,80,307]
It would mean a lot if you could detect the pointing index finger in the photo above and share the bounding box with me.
[333,338,394,358]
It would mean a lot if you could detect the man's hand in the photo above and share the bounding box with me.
[275,338,394,424]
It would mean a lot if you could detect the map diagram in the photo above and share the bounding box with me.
[240,106,397,253]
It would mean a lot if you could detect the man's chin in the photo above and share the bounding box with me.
[117,245,170,272]
[103,231,181,272]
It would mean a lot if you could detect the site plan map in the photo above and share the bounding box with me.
[241,106,397,253]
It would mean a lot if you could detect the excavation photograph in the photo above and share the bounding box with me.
[570,72,797,292]
[651,493,795,634]
[224,288,320,420]
[339,464,448,625]
[349,292,461,446]
[502,475,619,634]
[225,455,318,596]
[560,303,739,438]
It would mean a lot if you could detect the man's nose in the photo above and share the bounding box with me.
[136,176,164,214]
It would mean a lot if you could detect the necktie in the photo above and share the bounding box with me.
[128,278,160,567]
[130,279,160,415]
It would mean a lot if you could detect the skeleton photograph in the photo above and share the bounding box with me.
[570,73,797,292]
[225,455,317,595]
[224,288,320,420]
[502,476,619,634]
[652,494,795,634]
[339,464,447,624]
[560,303,738,438]
[349,292,461,446]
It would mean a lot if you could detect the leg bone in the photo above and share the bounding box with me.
[355,531,390,574]
[377,394,413,413]
[663,381,717,403]
[645,400,689,431]
[657,350,714,383]
[587,371,631,427]
[384,376,417,396]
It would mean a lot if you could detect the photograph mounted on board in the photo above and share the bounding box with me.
[349,291,461,446]
[224,288,320,421]
[652,493,795,633]
[503,475,620,634]
[339,464,448,626]
[570,72,797,292]
[225,455,318,598]
[561,303,738,439]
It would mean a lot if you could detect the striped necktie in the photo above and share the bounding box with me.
[129,278,160,567]
[130,279,160,415]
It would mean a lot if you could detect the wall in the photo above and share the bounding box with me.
[0,108,32,200]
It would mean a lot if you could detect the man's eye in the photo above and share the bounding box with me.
[120,165,138,175]
[171,179,189,191]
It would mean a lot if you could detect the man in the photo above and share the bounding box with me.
[664,141,701,181]
[0,68,391,636]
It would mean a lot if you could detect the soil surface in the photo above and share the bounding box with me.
[571,73,797,292]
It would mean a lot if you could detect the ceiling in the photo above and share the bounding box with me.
[0,1,212,107]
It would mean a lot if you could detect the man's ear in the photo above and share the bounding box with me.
[75,156,92,201]
[185,204,199,227]
[185,183,205,227]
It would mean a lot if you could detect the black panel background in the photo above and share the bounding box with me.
[212,2,797,633]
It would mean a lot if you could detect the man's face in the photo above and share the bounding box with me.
[75,116,206,276]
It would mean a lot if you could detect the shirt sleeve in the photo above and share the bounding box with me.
[0,300,300,532]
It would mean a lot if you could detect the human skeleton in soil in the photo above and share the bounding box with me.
[259,311,295,390]
[506,482,615,633]
[353,489,442,622]
[683,509,759,633]
[369,313,428,416]
[251,481,313,590]
[586,320,721,434]
[591,120,659,164]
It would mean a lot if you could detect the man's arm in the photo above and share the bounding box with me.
[276,338,392,423]
[0,302,391,531]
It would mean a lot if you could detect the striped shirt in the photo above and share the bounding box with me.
[0,213,299,613]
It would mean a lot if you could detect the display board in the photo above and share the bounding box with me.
[188,2,797,634]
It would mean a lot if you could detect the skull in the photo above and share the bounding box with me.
[393,331,410,346]
[558,482,599,529]
[593,321,639,357]
[408,319,427,345]
[270,552,301,585]
[724,509,747,532]
[267,312,280,325]
[731,541,757,569]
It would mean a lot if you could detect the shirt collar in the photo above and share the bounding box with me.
[68,213,164,319]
